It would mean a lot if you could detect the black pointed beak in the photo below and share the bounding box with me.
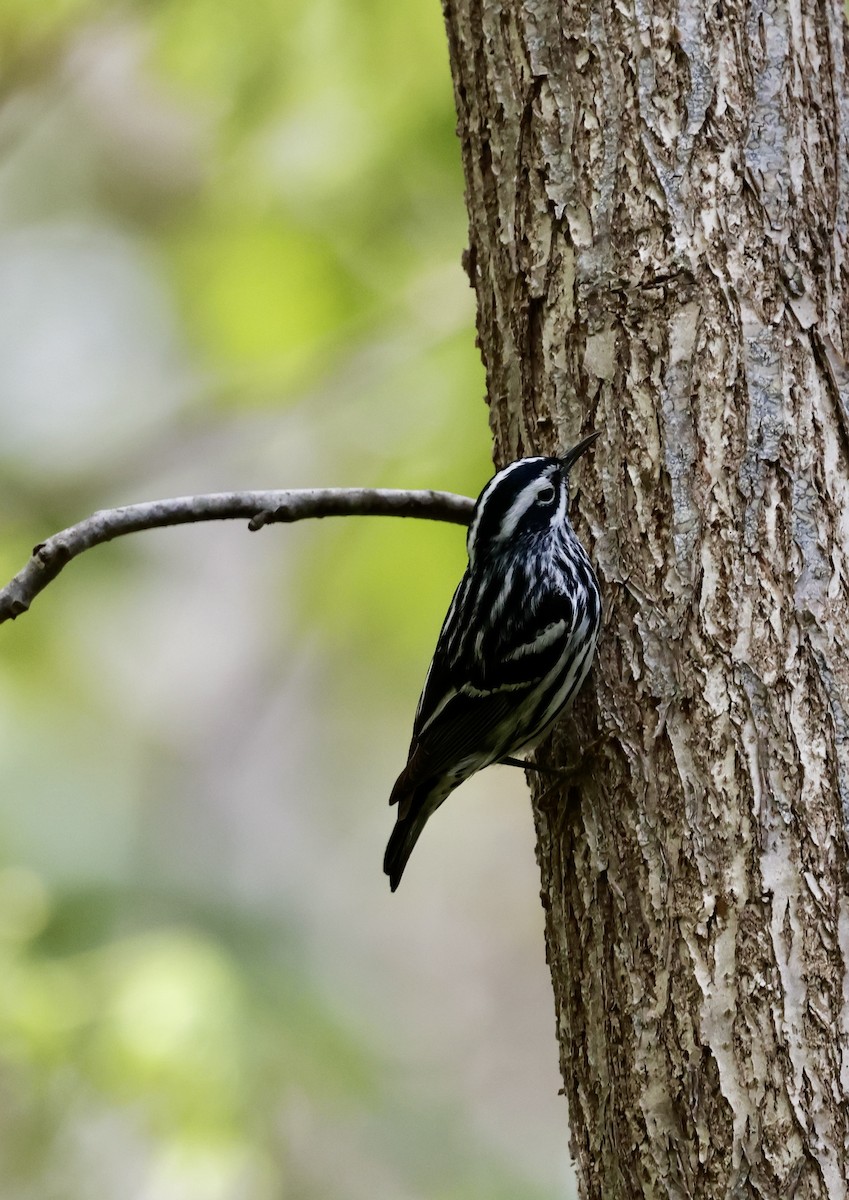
[560,430,601,473]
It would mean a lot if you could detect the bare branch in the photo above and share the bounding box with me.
[0,487,475,625]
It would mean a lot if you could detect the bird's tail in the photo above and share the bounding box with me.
[384,773,439,891]
[383,807,431,891]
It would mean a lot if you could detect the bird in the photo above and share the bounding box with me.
[384,432,602,890]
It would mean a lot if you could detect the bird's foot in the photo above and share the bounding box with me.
[499,736,603,784]
[499,755,562,777]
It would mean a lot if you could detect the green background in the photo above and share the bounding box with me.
[0,2,578,1196]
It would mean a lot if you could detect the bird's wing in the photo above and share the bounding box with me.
[412,571,572,727]
[391,685,524,807]
[481,586,576,687]
[410,573,473,742]
[398,586,576,793]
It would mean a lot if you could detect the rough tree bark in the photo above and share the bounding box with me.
[442,0,849,1196]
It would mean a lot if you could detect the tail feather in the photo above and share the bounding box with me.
[383,801,432,892]
[385,757,460,889]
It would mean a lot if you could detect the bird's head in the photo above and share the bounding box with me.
[466,432,600,562]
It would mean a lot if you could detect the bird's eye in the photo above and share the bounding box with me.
[537,483,556,506]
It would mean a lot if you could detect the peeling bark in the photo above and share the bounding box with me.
[442,0,849,1195]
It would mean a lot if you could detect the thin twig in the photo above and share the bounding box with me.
[0,487,475,625]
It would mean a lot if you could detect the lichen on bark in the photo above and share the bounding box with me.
[442,0,849,1194]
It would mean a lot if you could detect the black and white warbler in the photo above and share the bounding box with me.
[384,433,602,890]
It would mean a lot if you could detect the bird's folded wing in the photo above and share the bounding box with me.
[398,682,532,796]
[413,586,573,732]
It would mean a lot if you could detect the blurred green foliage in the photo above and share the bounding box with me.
[0,0,575,1197]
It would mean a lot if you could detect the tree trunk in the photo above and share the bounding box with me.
[442,0,849,1196]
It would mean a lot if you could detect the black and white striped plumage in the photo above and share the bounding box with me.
[384,434,602,890]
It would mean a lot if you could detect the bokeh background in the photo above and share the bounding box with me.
[0,2,579,1196]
